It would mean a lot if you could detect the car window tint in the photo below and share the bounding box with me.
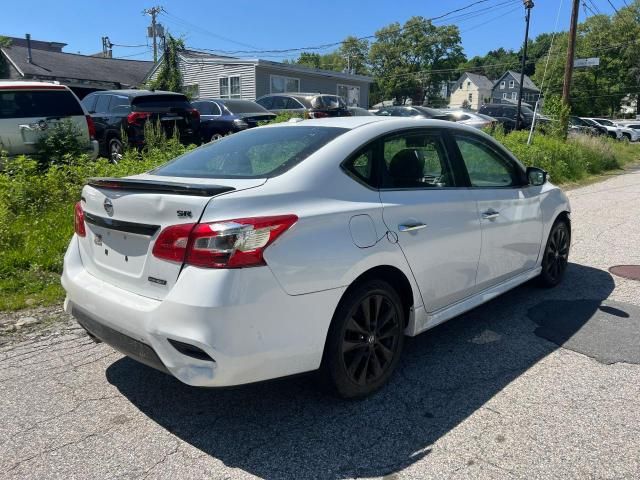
[271,97,288,109]
[131,95,191,111]
[0,90,84,119]
[94,95,111,114]
[256,97,273,109]
[381,132,455,189]
[454,136,519,187]
[153,126,348,178]
[285,97,303,109]
[82,94,97,113]
[343,145,375,187]
[109,95,130,115]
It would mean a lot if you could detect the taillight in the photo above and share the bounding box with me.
[152,215,297,268]
[74,202,86,237]
[85,115,96,139]
[127,111,152,125]
[188,108,200,121]
[309,111,329,119]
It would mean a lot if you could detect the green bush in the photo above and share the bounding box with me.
[34,119,88,169]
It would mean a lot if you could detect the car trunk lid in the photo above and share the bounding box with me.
[77,175,266,300]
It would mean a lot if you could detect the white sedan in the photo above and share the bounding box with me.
[62,117,571,398]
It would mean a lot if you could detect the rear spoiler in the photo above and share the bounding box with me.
[87,177,235,197]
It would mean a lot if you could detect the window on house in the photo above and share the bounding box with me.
[219,76,241,99]
[183,84,200,100]
[502,93,508,99]
[467,81,471,89]
[500,81,505,89]
[337,84,360,106]
[468,93,473,102]
[270,75,300,94]
[509,80,515,88]
[512,92,517,100]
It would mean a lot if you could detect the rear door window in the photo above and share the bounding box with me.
[0,89,84,119]
[94,95,111,114]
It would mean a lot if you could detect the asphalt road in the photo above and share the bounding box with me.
[1,168,639,480]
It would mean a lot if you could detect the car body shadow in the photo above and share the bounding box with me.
[106,263,615,479]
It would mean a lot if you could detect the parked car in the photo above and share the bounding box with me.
[580,117,609,136]
[348,106,374,116]
[375,105,452,120]
[569,116,600,136]
[64,117,570,399]
[439,109,496,129]
[584,118,622,140]
[192,99,276,142]
[478,103,548,131]
[611,121,639,142]
[81,90,200,163]
[0,81,98,158]
[256,93,351,118]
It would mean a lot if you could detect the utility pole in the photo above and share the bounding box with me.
[515,0,534,131]
[562,0,580,105]
[143,6,163,63]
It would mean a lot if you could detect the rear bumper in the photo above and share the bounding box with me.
[61,236,343,387]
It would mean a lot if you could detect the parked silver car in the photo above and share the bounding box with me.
[439,109,496,130]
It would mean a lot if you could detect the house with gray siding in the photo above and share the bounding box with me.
[491,70,541,106]
[146,50,373,107]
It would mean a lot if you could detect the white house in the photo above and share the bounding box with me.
[448,72,493,110]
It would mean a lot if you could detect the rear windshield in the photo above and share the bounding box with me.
[310,95,346,110]
[132,94,191,111]
[0,89,83,119]
[221,100,269,114]
[152,126,348,178]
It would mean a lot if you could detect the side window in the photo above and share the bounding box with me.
[454,136,521,188]
[377,108,391,116]
[271,96,288,109]
[285,97,303,109]
[209,102,221,116]
[256,97,273,109]
[82,94,97,113]
[343,144,376,188]
[381,132,456,189]
[109,95,130,115]
[94,95,111,114]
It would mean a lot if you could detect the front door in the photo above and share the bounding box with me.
[378,129,481,313]
[452,133,543,291]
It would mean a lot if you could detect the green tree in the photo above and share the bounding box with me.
[369,16,465,105]
[338,36,369,74]
[148,34,185,93]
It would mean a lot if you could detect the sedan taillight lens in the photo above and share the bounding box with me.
[152,215,297,268]
[74,202,86,237]
[127,111,152,125]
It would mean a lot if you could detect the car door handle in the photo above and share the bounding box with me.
[398,222,427,232]
[482,209,500,220]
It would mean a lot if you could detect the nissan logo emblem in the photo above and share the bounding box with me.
[103,198,114,216]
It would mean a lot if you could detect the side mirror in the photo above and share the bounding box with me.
[527,166,547,186]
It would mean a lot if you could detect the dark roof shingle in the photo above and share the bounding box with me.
[2,45,153,87]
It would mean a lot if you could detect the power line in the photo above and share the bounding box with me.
[184,0,520,56]
[113,49,152,59]
[605,0,619,13]
[111,43,148,48]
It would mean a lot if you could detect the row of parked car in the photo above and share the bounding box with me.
[1,81,636,164]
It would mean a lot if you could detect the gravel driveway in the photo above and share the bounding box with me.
[1,168,639,480]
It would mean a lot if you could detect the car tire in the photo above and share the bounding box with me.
[108,138,124,164]
[320,279,405,399]
[539,218,571,288]
[622,133,631,142]
[210,133,224,142]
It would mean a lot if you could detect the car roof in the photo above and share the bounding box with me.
[0,80,69,90]
[260,92,339,99]
[261,116,483,132]
[92,89,186,98]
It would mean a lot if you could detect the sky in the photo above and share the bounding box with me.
[1,0,631,62]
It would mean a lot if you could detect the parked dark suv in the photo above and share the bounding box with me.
[82,90,200,162]
[192,99,275,142]
[478,103,545,131]
[256,93,351,118]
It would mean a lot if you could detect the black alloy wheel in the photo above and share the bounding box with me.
[322,279,405,398]
[540,220,570,287]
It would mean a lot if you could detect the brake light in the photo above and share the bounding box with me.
[152,215,297,268]
[127,111,152,125]
[188,108,200,121]
[74,202,86,237]
[309,111,329,119]
[85,115,96,139]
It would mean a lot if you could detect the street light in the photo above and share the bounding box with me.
[515,0,534,131]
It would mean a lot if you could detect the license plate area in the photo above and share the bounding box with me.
[88,225,151,277]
